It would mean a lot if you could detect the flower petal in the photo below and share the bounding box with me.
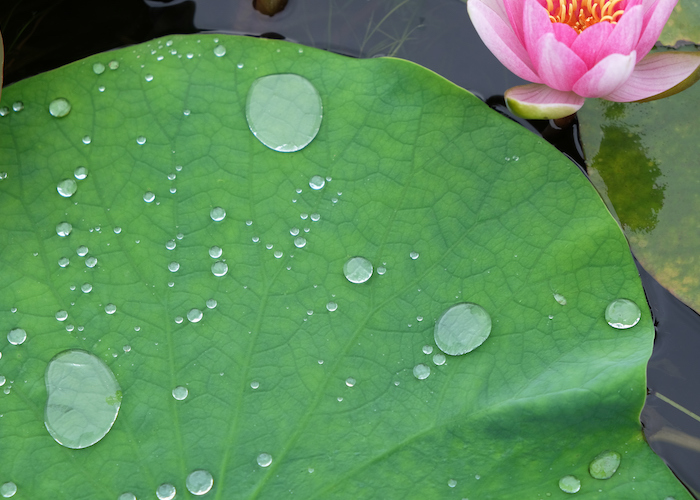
[571,22,614,69]
[505,84,585,119]
[553,23,578,47]
[573,52,637,97]
[596,5,644,62]
[531,33,589,91]
[636,0,678,62]
[604,51,700,101]
[522,0,553,55]
[467,0,542,82]
[503,0,527,46]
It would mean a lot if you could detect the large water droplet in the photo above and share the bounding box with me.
[343,256,373,284]
[211,261,228,277]
[44,349,122,449]
[156,483,176,500]
[93,62,106,74]
[74,166,88,180]
[213,45,226,57]
[210,207,226,221]
[82,135,91,145]
[57,179,78,198]
[589,450,621,479]
[0,482,17,498]
[309,175,325,190]
[168,262,180,272]
[108,60,119,70]
[326,301,338,312]
[56,222,73,237]
[209,246,223,258]
[433,353,446,365]
[246,74,323,152]
[7,328,26,345]
[166,239,176,250]
[49,98,71,118]
[85,256,98,268]
[558,475,580,494]
[77,245,89,257]
[172,386,188,400]
[206,299,218,309]
[448,479,457,488]
[553,292,567,306]
[294,237,307,248]
[257,453,273,467]
[55,310,68,322]
[105,304,117,315]
[413,363,430,380]
[117,493,136,500]
[12,101,24,112]
[58,257,70,268]
[605,299,641,329]
[434,302,492,356]
[186,469,214,496]
[81,283,93,293]
[143,191,155,203]
[345,377,356,387]
[187,309,203,323]
[409,251,419,260]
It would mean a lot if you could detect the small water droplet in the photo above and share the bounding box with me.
[343,256,373,284]
[309,175,325,190]
[434,303,492,356]
[187,308,203,323]
[246,74,323,152]
[176,233,184,240]
[81,283,93,293]
[55,310,68,322]
[589,450,621,479]
[85,256,98,268]
[77,245,89,257]
[294,237,307,248]
[209,246,223,258]
[93,62,106,74]
[57,179,78,197]
[448,479,457,488]
[433,353,446,366]
[58,257,70,268]
[605,299,641,329]
[122,345,131,353]
[377,266,386,275]
[98,85,106,92]
[274,250,283,258]
[108,60,119,70]
[113,226,122,234]
[166,240,177,250]
[12,101,23,112]
[136,136,147,145]
[82,135,92,144]
[326,301,338,312]
[251,381,260,389]
[553,292,567,306]
[206,299,217,309]
[172,386,188,400]
[186,469,214,496]
[413,364,430,380]
[144,74,154,82]
[49,98,71,118]
[168,262,180,272]
[558,475,580,494]
[156,483,176,500]
[143,191,155,203]
[117,493,136,500]
[266,243,274,250]
[7,328,26,345]
[105,304,117,315]
[214,45,227,57]
[0,482,17,498]
[252,236,260,243]
[257,453,273,467]
[310,213,320,222]
[237,63,244,69]
[183,109,191,116]
[56,222,73,237]
[73,166,88,180]
[290,227,300,236]
[409,251,419,260]
[345,377,356,387]
[44,349,122,448]
[210,207,226,221]
[211,261,228,277]
[422,345,433,355]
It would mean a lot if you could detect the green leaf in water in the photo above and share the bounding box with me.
[0,35,690,499]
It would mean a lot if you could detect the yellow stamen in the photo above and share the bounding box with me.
[547,0,624,33]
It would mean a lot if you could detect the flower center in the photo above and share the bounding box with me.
[546,0,624,33]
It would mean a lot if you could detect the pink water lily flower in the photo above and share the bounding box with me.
[468,0,700,119]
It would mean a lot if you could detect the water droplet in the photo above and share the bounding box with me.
[206,299,218,309]
[113,226,122,234]
[605,299,641,329]
[448,479,457,488]
[343,256,373,284]
[77,245,89,257]
[266,243,274,250]
[187,309,203,323]
[0,107,9,117]
[108,60,119,70]
[246,74,323,152]
[12,101,23,112]
[85,256,98,268]
[422,345,433,355]
[309,175,325,190]
[172,386,188,400]
[210,207,226,221]
[183,109,191,116]
[211,261,228,277]
[122,345,131,353]
[93,62,106,74]
[589,450,621,479]
[310,213,320,222]
[289,236,307,249]
[117,493,136,500]
[156,483,176,500]
[0,376,5,387]
[49,98,71,118]
[167,262,180,273]
[136,136,147,145]
[57,179,78,197]
[409,251,419,260]
[274,250,284,258]
[434,303,492,356]
[145,74,154,82]
[0,482,17,498]
[186,469,214,496]
[82,135,91,144]
[98,85,106,92]
[553,292,567,306]
[65,324,75,332]
[55,310,68,322]
[44,349,122,448]
[251,381,260,389]
[237,63,244,69]
[208,246,223,258]
[290,227,300,236]
[300,213,308,220]
[56,222,73,237]
[413,364,430,380]
[345,377,356,387]
[257,453,273,467]
[558,475,580,494]
[143,191,155,203]
[176,233,184,240]
[213,45,226,57]
[58,257,70,268]
[377,266,387,275]
[326,301,338,312]
[7,328,26,345]
[81,283,93,293]
[433,353,446,365]
[166,239,177,250]
[73,166,88,180]
[105,304,117,315]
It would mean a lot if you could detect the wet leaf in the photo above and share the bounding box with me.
[660,0,700,46]
[0,35,689,499]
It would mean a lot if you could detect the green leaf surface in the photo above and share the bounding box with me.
[578,84,700,316]
[660,0,700,46]
[0,34,688,499]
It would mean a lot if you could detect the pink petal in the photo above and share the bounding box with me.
[636,0,678,62]
[468,0,542,83]
[531,33,589,91]
[596,5,644,62]
[505,84,585,119]
[604,51,700,101]
[571,22,614,69]
[573,52,637,97]
[503,0,527,46]
[522,0,553,55]
[553,23,578,47]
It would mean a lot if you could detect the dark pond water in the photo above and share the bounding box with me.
[2,0,700,496]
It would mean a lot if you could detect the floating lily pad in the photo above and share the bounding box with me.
[659,0,700,46]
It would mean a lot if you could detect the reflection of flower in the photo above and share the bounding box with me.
[468,0,700,119]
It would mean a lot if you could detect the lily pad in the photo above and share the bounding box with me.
[0,35,689,499]
[578,82,700,317]
[659,0,700,46]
